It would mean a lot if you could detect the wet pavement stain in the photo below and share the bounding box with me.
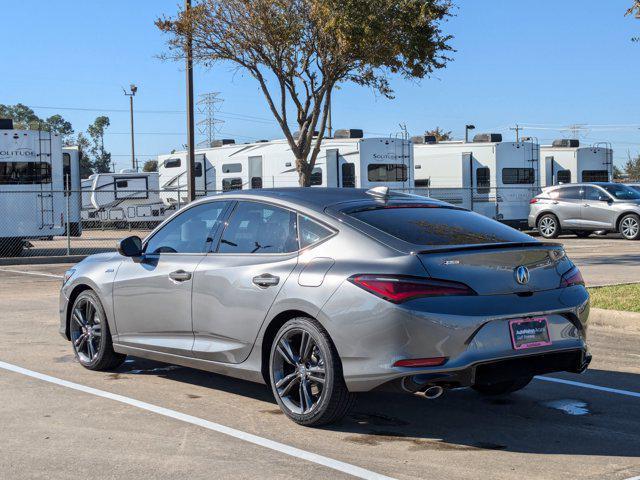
[54,355,77,364]
[186,394,202,399]
[260,408,284,415]
[343,431,482,451]
[107,373,126,380]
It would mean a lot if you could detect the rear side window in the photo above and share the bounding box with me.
[347,206,531,246]
[550,186,582,200]
[502,168,535,185]
[367,164,408,182]
[299,215,333,249]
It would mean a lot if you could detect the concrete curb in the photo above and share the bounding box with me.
[0,255,87,266]
[589,308,640,333]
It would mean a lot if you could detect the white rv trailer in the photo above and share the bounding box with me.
[412,133,539,228]
[0,120,82,256]
[540,139,613,187]
[81,170,167,227]
[158,130,413,207]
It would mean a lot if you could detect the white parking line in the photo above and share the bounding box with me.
[0,268,63,279]
[0,360,396,480]
[536,376,640,399]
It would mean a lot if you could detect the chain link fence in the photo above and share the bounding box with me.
[0,185,540,260]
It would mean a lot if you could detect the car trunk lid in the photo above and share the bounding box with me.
[416,242,569,295]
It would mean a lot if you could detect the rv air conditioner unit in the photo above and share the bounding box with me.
[552,139,580,148]
[0,118,14,130]
[211,139,236,147]
[333,128,364,139]
[473,133,502,143]
[293,130,320,140]
[410,135,437,144]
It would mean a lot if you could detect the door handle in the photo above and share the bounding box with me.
[252,274,280,288]
[552,201,559,205]
[169,270,192,282]
[583,204,590,207]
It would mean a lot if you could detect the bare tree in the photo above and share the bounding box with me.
[156,0,454,186]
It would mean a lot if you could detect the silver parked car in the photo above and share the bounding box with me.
[529,182,640,240]
[60,188,590,426]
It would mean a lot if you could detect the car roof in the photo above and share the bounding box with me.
[190,188,448,215]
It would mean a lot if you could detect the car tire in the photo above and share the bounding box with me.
[472,376,533,396]
[619,214,640,240]
[537,214,561,239]
[269,317,356,426]
[573,230,592,238]
[69,290,126,371]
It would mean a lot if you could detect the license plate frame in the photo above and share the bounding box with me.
[509,317,552,350]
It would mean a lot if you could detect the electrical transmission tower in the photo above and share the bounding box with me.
[196,92,224,147]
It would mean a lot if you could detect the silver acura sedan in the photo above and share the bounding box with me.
[60,188,591,426]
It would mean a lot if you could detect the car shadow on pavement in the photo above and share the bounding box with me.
[115,358,640,457]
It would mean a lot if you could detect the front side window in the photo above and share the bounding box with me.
[222,163,242,173]
[145,201,229,254]
[582,170,609,182]
[556,170,571,184]
[502,168,535,185]
[194,163,203,177]
[601,183,640,200]
[218,202,298,254]
[251,177,263,189]
[476,167,490,193]
[584,186,609,201]
[367,164,408,182]
[222,178,243,191]
[415,179,430,188]
[299,215,333,249]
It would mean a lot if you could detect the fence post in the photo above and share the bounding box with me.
[66,178,71,256]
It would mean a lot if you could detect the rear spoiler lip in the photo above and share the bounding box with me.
[415,241,563,255]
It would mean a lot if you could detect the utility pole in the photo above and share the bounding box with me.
[123,84,137,170]
[185,0,196,202]
[510,123,522,142]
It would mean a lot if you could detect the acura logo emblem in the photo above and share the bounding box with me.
[515,266,530,285]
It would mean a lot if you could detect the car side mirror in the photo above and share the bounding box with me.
[118,235,143,257]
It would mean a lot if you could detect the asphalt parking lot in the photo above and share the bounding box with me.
[0,263,639,480]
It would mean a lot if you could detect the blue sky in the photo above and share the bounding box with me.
[2,0,638,171]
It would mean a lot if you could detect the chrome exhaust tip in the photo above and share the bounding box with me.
[420,385,445,399]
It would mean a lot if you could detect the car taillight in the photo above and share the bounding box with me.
[529,198,539,204]
[560,266,584,287]
[349,275,476,303]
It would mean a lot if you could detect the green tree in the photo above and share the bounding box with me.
[87,116,112,173]
[45,114,74,143]
[0,103,43,129]
[625,154,640,181]
[425,127,452,141]
[157,0,454,186]
[142,160,158,172]
[75,132,94,178]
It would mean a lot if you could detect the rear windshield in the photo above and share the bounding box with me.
[347,206,532,246]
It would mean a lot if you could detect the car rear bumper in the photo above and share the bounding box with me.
[319,282,590,392]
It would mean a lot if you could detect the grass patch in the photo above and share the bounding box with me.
[588,283,640,313]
